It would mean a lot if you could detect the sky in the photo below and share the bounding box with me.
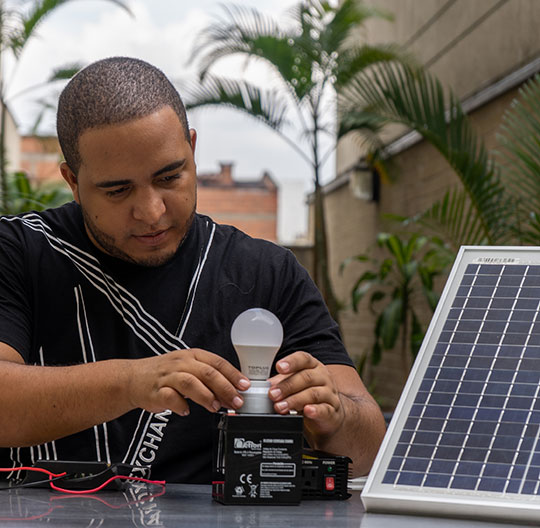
[4,0,339,243]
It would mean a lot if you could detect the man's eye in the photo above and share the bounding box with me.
[161,174,180,183]
[106,186,129,197]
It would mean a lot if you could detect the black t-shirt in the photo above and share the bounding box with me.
[0,202,353,483]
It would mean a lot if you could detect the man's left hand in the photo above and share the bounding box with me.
[267,351,345,439]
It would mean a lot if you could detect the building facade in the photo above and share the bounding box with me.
[197,163,278,242]
[324,0,540,408]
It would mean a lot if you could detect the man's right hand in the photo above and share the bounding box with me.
[128,349,250,416]
[0,343,249,447]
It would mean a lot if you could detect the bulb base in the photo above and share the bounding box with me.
[238,380,274,414]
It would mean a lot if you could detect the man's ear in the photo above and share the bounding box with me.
[189,129,197,154]
[60,162,80,204]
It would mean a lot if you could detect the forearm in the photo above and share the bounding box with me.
[0,359,135,447]
[304,392,386,477]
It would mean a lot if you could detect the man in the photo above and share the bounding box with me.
[0,57,385,483]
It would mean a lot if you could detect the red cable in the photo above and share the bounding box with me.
[49,474,166,494]
[0,466,165,494]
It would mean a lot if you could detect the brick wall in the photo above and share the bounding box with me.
[197,186,277,238]
[20,136,63,183]
[197,163,278,242]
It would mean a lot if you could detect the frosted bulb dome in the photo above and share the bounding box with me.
[231,308,283,347]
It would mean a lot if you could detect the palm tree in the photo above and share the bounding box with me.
[496,74,540,246]
[339,64,540,380]
[338,62,540,251]
[0,0,132,213]
[186,0,410,322]
[338,62,511,250]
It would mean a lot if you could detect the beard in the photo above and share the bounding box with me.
[80,205,196,268]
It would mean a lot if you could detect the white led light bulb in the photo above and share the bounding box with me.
[231,308,283,414]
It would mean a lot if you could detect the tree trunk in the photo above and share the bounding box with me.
[0,3,6,214]
[0,101,7,214]
[312,114,340,325]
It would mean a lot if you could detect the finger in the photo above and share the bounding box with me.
[269,367,328,402]
[275,351,318,375]
[154,387,191,416]
[303,402,333,421]
[183,359,245,410]
[167,371,236,413]
[273,385,340,415]
[267,373,287,385]
[193,349,250,391]
[303,403,345,437]
[164,350,247,410]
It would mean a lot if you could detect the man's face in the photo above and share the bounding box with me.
[61,106,197,267]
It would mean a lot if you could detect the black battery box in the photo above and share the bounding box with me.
[212,413,304,505]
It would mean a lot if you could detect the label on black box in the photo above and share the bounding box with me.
[260,462,296,478]
[233,437,262,458]
[259,480,297,499]
[262,438,293,460]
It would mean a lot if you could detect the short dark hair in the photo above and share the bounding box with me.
[57,56,190,173]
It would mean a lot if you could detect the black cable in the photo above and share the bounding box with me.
[0,474,72,490]
[2,465,114,491]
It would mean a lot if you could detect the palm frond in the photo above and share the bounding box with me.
[335,44,416,88]
[30,97,57,135]
[47,62,83,81]
[496,74,540,245]
[339,62,509,246]
[408,187,493,250]
[183,75,289,132]
[191,3,316,102]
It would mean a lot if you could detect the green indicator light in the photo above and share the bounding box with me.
[327,466,333,472]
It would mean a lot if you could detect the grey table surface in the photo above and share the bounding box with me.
[0,483,530,527]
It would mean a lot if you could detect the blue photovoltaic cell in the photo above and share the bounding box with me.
[382,262,540,496]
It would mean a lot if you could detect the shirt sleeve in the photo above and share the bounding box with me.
[0,221,32,360]
[272,248,353,369]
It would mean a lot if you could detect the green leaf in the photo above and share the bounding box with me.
[368,290,386,314]
[410,312,424,358]
[339,253,370,274]
[371,339,382,366]
[47,63,84,82]
[379,298,403,349]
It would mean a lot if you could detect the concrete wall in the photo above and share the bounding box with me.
[327,0,540,408]
[338,0,540,176]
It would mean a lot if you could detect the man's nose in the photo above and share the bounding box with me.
[132,189,166,225]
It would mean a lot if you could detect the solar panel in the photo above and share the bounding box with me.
[362,247,540,524]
